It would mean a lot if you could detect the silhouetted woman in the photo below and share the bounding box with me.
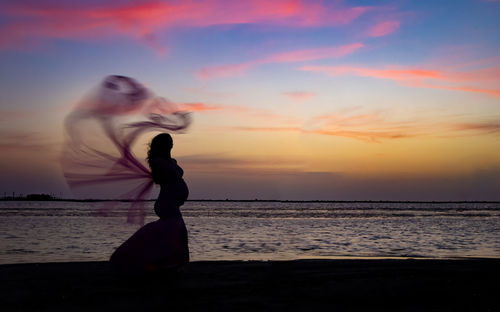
[110,133,189,271]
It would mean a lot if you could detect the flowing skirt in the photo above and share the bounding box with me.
[110,217,189,271]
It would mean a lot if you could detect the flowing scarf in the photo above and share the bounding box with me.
[61,75,191,225]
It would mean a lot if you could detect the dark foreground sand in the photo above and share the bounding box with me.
[1,259,499,311]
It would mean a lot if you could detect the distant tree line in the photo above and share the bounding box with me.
[1,193,56,201]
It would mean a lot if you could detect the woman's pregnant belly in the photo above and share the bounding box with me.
[154,180,189,218]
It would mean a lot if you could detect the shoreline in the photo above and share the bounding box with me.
[2,258,499,311]
[2,198,500,203]
[4,255,500,266]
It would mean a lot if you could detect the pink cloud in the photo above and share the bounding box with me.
[263,43,364,63]
[173,101,299,123]
[300,63,500,98]
[366,20,400,37]
[196,43,364,79]
[283,91,316,101]
[0,1,369,52]
[177,102,272,116]
[149,100,247,114]
[195,63,255,80]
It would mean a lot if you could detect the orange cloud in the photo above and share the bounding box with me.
[307,111,423,141]
[300,63,500,98]
[196,43,364,79]
[452,121,500,134]
[283,91,316,101]
[233,110,425,142]
[366,20,400,37]
[0,1,369,52]
[234,126,303,133]
[301,65,440,80]
[232,126,417,142]
[306,128,414,141]
[177,102,225,112]
[233,109,500,141]
[410,82,500,98]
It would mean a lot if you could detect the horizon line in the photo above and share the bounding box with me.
[1,197,499,204]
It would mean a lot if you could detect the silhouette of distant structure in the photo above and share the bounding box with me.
[1,193,56,201]
[26,194,55,201]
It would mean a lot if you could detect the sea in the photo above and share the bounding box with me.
[1,201,499,264]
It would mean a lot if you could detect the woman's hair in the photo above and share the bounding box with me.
[147,133,173,168]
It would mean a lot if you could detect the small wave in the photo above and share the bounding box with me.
[6,248,35,254]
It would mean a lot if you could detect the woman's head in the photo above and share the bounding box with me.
[148,133,173,163]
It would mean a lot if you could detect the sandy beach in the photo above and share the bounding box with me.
[1,258,499,311]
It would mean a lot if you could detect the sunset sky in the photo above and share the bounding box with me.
[0,0,499,200]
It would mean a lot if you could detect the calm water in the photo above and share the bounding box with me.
[0,201,499,264]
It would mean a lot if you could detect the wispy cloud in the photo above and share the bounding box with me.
[0,109,34,121]
[196,43,364,79]
[232,110,425,142]
[0,131,54,152]
[411,82,500,98]
[300,62,500,98]
[366,20,400,37]
[147,99,259,114]
[235,126,416,141]
[232,109,500,143]
[263,43,365,63]
[452,121,500,134]
[177,102,226,112]
[283,91,316,101]
[169,101,298,123]
[233,108,500,141]
[0,1,369,53]
[306,111,424,141]
[179,154,305,174]
[195,63,255,80]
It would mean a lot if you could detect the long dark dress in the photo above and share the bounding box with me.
[110,157,189,271]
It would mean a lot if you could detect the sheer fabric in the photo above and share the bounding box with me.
[61,75,191,224]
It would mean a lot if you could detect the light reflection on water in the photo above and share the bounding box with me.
[0,201,499,264]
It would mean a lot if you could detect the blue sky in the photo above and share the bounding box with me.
[0,0,499,200]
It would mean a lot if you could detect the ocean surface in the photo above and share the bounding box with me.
[0,201,499,264]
